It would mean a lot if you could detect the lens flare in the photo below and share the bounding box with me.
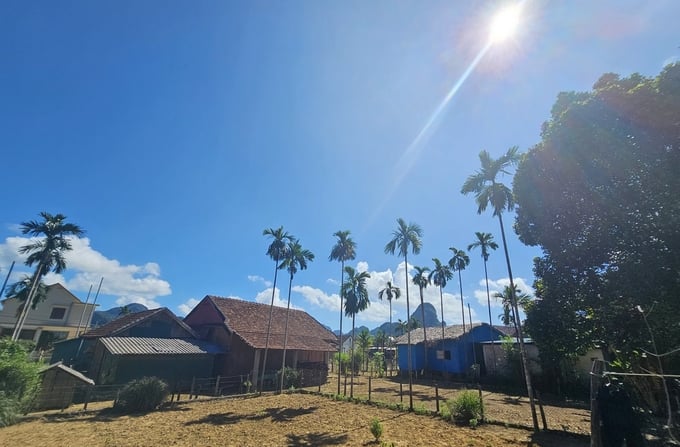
[489,4,522,43]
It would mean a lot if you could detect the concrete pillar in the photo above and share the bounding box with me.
[252,349,261,385]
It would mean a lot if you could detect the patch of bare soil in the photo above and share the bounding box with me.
[2,393,589,447]
[318,373,591,435]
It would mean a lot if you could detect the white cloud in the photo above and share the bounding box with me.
[178,298,201,316]
[248,274,272,288]
[0,236,172,309]
[472,276,534,308]
[292,285,339,312]
[254,287,301,310]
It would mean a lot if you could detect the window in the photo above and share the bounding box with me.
[436,350,452,360]
[49,307,66,320]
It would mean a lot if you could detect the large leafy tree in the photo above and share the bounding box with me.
[260,226,293,393]
[514,64,680,379]
[411,265,431,371]
[384,218,422,411]
[462,148,538,431]
[12,212,84,341]
[428,258,452,343]
[342,266,370,398]
[279,239,314,393]
[378,281,401,336]
[329,230,357,395]
[356,328,373,371]
[468,232,498,336]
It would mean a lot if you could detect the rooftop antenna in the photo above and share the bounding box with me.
[74,284,93,337]
[0,261,15,299]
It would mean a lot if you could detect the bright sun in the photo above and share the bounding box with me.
[489,3,522,43]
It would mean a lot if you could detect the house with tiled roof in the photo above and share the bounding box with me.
[183,296,338,388]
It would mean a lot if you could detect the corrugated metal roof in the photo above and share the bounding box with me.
[100,337,224,355]
[394,322,504,345]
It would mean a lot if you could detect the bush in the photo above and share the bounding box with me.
[277,367,301,389]
[370,418,383,441]
[113,377,168,413]
[445,390,483,425]
[0,338,42,426]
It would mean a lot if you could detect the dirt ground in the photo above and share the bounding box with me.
[2,392,589,447]
[317,373,591,435]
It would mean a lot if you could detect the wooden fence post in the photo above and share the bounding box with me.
[400,381,403,404]
[83,386,92,410]
[535,389,548,430]
[478,384,484,422]
[190,377,196,400]
[590,360,604,447]
[368,377,372,402]
[435,385,440,413]
[214,375,221,396]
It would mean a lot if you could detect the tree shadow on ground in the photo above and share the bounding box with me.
[263,406,318,422]
[286,432,348,446]
[528,430,589,447]
[184,412,242,426]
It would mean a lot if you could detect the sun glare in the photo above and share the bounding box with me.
[489,4,522,43]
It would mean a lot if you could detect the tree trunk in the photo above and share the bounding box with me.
[483,259,497,375]
[337,261,345,395]
[498,213,538,431]
[419,288,428,372]
[403,253,413,411]
[260,258,280,393]
[280,274,294,393]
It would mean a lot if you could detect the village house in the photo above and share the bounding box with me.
[183,296,338,388]
[0,283,96,347]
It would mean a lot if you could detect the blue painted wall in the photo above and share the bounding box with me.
[397,324,502,374]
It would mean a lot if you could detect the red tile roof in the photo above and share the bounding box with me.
[80,308,197,339]
[205,296,338,352]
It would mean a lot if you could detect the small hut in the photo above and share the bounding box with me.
[37,362,95,410]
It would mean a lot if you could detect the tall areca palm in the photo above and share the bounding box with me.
[12,212,84,341]
[384,218,422,411]
[411,265,430,371]
[468,232,499,332]
[378,281,400,336]
[495,285,531,329]
[461,146,538,431]
[260,226,293,393]
[429,258,453,342]
[448,247,470,334]
[342,266,370,398]
[329,230,357,395]
[279,239,314,393]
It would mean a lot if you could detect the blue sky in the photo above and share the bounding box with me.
[1,1,678,332]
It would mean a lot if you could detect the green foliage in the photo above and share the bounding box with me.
[277,367,301,389]
[370,418,383,441]
[113,377,169,413]
[370,352,386,378]
[445,390,483,424]
[515,63,680,375]
[0,338,42,426]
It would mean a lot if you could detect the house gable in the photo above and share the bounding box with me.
[81,308,196,339]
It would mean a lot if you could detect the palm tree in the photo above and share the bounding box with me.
[411,265,430,372]
[6,275,48,317]
[378,281,401,336]
[356,329,373,371]
[329,230,357,395]
[468,232,499,331]
[384,218,422,411]
[495,285,531,329]
[461,146,538,431]
[260,226,293,393]
[448,247,470,334]
[429,258,453,342]
[279,239,314,393]
[12,212,84,341]
[342,266,371,398]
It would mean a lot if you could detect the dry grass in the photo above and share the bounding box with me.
[1,392,589,446]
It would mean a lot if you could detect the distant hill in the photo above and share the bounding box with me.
[90,303,148,327]
[333,302,444,338]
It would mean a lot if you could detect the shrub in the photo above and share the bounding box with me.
[445,390,483,424]
[0,338,42,426]
[277,367,301,389]
[113,377,168,413]
[370,418,383,441]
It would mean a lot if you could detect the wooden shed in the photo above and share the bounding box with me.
[36,362,95,410]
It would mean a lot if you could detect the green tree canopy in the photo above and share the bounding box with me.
[515,63,680,371]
